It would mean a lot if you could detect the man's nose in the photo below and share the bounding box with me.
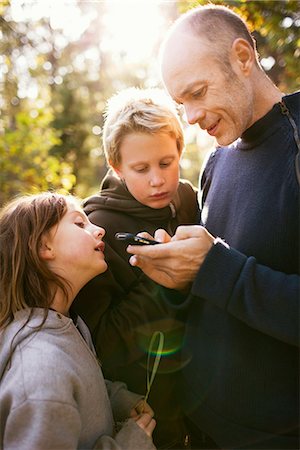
[185,104,205,126]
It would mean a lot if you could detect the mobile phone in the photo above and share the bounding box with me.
[115,232,159,246]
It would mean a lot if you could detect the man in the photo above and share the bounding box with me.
[127,5,299,449]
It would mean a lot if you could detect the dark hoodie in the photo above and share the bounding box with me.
[74,170,199,448]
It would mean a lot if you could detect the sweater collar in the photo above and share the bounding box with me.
[238,93,292,150]
[238,103,283,150]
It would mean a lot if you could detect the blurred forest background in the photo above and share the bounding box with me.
[1,0,299,206]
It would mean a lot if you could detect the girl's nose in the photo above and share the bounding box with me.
[93,225,105,239]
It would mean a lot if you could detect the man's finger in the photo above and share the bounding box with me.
[172,224,206,240]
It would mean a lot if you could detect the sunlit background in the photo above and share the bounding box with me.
[1,0,299,204]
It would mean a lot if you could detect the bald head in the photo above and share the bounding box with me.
[160,4,259,72]
[159,4,281,145]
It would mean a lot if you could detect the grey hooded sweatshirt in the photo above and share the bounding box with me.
[0,308,156,450]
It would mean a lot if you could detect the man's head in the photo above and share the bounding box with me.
[160,5,265,145]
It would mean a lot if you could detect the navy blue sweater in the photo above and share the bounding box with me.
[167,92,299,449]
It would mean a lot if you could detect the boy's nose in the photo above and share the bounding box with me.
[149,173,165,187]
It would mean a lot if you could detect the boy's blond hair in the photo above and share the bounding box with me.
[102,87,184,168]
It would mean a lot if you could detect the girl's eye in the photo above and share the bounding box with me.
[75,222,85,228]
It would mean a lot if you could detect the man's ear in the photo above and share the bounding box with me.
[39,238,55,261]
[231,38,254,76]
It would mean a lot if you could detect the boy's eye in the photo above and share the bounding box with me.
[134,167,147,173]
[160,158,173,168]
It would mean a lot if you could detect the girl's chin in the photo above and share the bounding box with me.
[88,261,108,279]
[97,261,108,274]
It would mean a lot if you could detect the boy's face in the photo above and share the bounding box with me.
[114,132,180,209]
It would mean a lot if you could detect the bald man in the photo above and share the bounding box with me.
[128,5,299,450]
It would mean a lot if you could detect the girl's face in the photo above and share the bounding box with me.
[114,132,180,209]
[41,199,107,289]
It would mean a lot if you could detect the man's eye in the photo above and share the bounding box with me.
[193,87,206,99]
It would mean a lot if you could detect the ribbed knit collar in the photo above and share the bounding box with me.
[238,101,283,150]
[239,93,297,151]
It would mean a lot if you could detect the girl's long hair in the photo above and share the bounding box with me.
[0,192,71,328]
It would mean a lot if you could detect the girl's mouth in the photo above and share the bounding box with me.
[95,242,105,252]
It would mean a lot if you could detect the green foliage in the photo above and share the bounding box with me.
[0,107,75,205]
[0,0,298,205]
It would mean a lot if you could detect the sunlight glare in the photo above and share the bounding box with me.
[10,0,94,41]
[100,0,165,63]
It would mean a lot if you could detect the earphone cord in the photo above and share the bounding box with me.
[141,331,164,412]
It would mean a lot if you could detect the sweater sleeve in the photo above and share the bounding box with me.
[192,242,299,347]
[105,379,142,422]
[5,398,155,450]
[3,399,82,450]
[93,419,156,450]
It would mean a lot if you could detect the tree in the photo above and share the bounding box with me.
[1,1,298,204]
[0,2,75,205]
[0,106,76,205]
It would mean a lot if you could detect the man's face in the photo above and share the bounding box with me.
[161,29,254,146]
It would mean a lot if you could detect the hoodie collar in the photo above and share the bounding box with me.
[83,169,179,225]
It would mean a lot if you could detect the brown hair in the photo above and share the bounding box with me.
[0,192,71,328]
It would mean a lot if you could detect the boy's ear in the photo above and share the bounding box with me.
[39,238,55,260]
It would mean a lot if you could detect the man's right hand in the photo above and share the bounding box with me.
[127,225,215,290]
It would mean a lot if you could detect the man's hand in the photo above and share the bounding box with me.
[127,225,215,290]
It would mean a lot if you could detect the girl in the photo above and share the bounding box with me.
[0,192,156,450]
